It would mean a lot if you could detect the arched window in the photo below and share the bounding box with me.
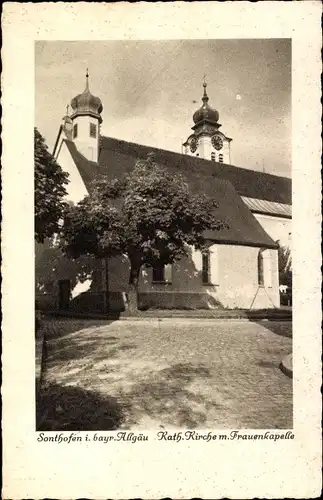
[263,250,272,287]
[258,249,272,287]
[211,152,216,162]
[202,250,211,284]
[219,154,224,163]
[73,123,78,139]
[258,250,264,286]
[90,122,97,138]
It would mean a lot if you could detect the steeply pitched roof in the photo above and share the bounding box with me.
[99,136,292,204]
[65,140,101,186]
[64,137,278,249]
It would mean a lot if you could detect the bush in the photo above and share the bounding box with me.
[280,288,292,306]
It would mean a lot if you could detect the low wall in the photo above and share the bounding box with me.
[69,292,106,313]
[139,291,222,310]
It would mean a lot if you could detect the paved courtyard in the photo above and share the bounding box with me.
[37,318,292,430]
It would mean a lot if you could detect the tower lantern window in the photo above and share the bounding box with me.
[73,123,78,139]
[90,122,97,138]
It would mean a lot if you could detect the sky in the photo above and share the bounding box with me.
[35,39,291,177]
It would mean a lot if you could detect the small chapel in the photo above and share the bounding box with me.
[35,73,292,312]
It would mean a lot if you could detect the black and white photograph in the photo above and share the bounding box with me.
[35,39,293,431]
[2,2,321,498]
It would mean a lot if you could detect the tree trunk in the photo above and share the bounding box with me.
[128,263,140,313]
[104,258,109,313]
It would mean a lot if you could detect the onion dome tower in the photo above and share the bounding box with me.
[183,77,232,164]
[70,70,103,162]
[192,81,220,126]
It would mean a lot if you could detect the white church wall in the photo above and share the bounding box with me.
[56,141,89,204]
[36,239,279,312]
[216,245,279,309]
[103,243,279,310]
[187,135,230,163]
[204,135,230,163]
[197,136,212,160]
[72,115,99,161]
[53,127,65,159]
[254,213,292,249]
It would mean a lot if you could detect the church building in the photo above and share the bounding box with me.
[35,73,292,312]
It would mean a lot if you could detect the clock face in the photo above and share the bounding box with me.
[189,137,198,153]
[212,134,223,151]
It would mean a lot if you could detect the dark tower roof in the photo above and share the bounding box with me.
[192,80,220,126]
[70,70,103,123]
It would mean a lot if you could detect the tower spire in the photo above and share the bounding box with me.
[202,73,209,103]
[85,68,89,92]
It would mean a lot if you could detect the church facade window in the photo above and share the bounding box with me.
[90,122,97,138]
[258,250,264,286]
[73,123,78,138]
[152,263,172,283]
[263,250,272,287]
[258,249,272,287]
[219,154,224,163]
[211,152,216,161]
[202,251,211,284]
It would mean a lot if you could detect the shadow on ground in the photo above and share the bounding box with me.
[121,362,217,428]
[43,330,137,366]
[36,382,126,431]
[39,317,117,341]
[37,319,293,430]
[256,359,282,370]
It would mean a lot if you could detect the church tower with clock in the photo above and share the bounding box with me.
[183,80,232,164]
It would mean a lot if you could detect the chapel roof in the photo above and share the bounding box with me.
[64,137,285,249]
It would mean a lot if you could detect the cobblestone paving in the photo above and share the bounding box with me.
[38,319,292,430]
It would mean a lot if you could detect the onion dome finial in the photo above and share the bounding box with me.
[192,76,219,125]
[202,74,209,104]
[70,69,103,121]
[85,68,89,91]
